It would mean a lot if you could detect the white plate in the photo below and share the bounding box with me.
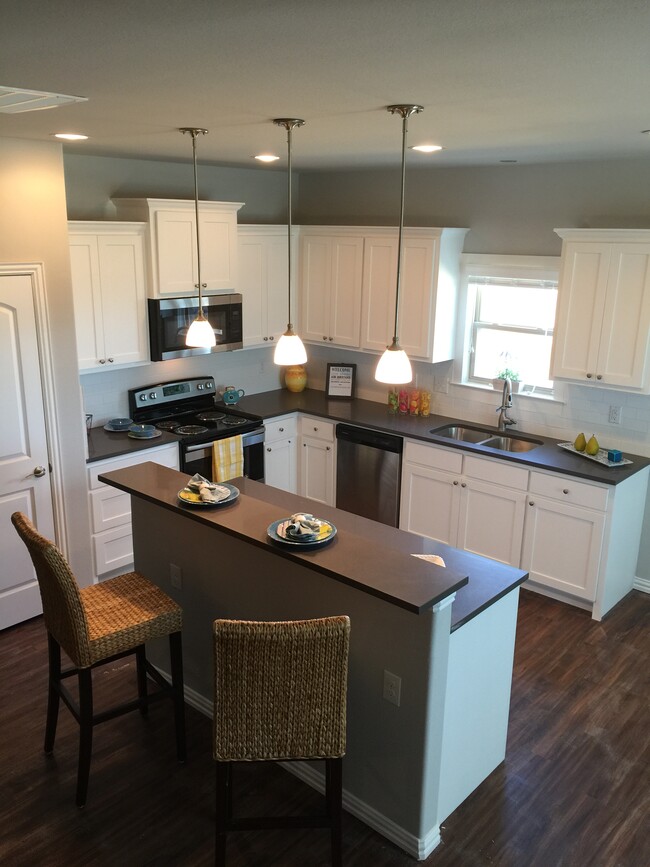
[177,482,239,507]
[267,518,337,548]
[127,430,162,440]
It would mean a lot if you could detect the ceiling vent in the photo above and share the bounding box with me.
[0,85,88,114]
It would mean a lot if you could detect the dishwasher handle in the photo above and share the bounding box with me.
[336,423,403,454]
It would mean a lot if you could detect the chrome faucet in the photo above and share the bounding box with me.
[496,378,517,431]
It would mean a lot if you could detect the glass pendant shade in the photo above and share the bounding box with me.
[274,328,307,365]
[375,342,413,384]
[185,312,216,348]
[374,104,423,385]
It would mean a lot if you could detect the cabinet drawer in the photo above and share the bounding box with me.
[92,525,133,577]
[404,440,463,474]
[464,454,528,491]
[88,443,179,489]
[529,471,609,511]
[299,416,334,442]
[90,486,132,533]
[265,414,298,441]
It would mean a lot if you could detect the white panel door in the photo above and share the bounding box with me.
[0,274,55,628]
[457,479,526,566]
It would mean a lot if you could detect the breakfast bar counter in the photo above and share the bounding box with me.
[100,462,528,860]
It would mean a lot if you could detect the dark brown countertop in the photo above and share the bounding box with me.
[224,389,650,486]
[87,426,180,463]
[99,461,528,629]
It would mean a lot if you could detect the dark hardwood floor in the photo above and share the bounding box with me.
[1,589,648,866]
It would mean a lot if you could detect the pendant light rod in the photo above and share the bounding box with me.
[273,118,305,329]
[180,127,208,312]
[387,104,423,347]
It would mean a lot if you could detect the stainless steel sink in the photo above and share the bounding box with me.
[429,424,543,453]
[480,435,541,453]
[429,425,494,444]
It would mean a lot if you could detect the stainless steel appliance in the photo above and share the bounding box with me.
[335,424,403,527]
[128,376,264,480]
[148,294,243,361]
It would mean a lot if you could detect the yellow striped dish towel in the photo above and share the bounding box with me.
[212,435,244,482]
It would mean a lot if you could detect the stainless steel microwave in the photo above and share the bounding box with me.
[148,294,243,361]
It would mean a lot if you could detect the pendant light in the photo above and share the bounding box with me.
[374,104,423,385]
[273,118,307,366]
[179,127,216,348]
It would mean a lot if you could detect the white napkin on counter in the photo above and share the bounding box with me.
[411,553,446,567]
[186,473,231,503]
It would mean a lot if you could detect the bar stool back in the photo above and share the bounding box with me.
[213,615,350,866]
[11,511,185,807]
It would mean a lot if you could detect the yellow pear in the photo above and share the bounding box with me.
[574,432,586,452]
[586,434,600,456]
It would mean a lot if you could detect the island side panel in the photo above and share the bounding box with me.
[131,498,453,852]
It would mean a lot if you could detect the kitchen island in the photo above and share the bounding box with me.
[100,462,528,860]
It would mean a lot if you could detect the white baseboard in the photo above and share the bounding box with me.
[178,677,441,860]
[633,576,650,594]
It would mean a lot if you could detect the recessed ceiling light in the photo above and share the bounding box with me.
[410,144,443,153]
[52,132,88,141]
[254,154,280,163]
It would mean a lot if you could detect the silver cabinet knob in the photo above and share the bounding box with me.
[326,446,331,451]
[529,501,535,506]
[461,482,467,488]
[329,337,333,341]
[586,373,592,379]
[596,374,602,380]
[453,480,459,485]
[314,427,318,431]
[279,427,284,432]
[108,358,114,363]
[323,336,328,341]
[270,336,274,341]
[99,358,106,364]
[267,447,272,452]
[263,336,268,341]
[31,466,47,478]
[563,488,569,494]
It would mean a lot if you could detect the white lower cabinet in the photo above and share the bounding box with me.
[88,443,179,580]
[521,471,608,603]
[299,417,336,506]
[400,441,527,567]
[263,414,298,493]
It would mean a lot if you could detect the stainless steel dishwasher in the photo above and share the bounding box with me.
[335,424,403,527]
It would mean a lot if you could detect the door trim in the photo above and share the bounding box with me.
[0,263,68,557]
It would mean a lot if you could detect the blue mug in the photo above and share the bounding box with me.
[223,387,245,405]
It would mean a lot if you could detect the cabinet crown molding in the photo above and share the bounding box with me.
[555,228,650,243]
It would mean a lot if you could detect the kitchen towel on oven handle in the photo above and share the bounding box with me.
[212,435,244,482]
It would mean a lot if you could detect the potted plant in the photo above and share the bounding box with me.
[492,368,522,393]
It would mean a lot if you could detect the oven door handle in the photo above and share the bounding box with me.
[183,427,265,455]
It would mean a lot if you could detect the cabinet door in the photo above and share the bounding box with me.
[521,497,605,601]
[300,235,333,344]
[457,479,526,566]
[239,234,266,347]
[597,244,650,388]
[360,235,397,353]
[97,233,148,366]
[69,234,105,369]
[266,234,291,342]
[199,211,238,292]
[300,437,335,505]
[399,462,460,546]
[154,209,198,295]
[329,236,363,347]
[265,437,297,493]
[397,238,435,360]
[551,242,610,382]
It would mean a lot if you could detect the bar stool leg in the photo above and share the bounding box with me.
[135,645,149,716]
[215,762,231,866]
[169,631,186,762]
[76,667,93,808]
[44,634,61,754]
[326,758,343,867]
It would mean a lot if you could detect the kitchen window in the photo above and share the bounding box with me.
[461,256,560,394]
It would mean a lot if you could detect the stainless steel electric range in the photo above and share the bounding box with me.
[128,376,265,481]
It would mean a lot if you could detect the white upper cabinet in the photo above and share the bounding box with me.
[68,222,149,371]
[238,226,295,348]
[300,230,364,348]
[112,198,243,298]
[551,229,650,391]
[360,227,468,363]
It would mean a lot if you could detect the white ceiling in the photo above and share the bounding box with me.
[2,0,649,171]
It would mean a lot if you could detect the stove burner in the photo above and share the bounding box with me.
[196,412,226,423]
[175,424,209,435]
[156,420,181,431]
[222,416,247,427]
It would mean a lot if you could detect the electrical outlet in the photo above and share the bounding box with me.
[383,670,402,707]
[434,376,449,394]
[608,405,622,425]
[170,563,183,589]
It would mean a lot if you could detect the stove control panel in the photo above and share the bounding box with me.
[129,376,216,410]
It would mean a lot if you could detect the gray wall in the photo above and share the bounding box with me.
[64,153,289,224]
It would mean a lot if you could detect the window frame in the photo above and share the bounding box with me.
[456,254,561,394]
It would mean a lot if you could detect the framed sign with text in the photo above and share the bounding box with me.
[326,363,357,399]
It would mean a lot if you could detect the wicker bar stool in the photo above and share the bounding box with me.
[213,616,350,866]
[11,511,186,807]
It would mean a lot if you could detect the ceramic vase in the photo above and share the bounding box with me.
[285,364,307,393]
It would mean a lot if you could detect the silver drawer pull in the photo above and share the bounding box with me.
[563,488,569,494]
